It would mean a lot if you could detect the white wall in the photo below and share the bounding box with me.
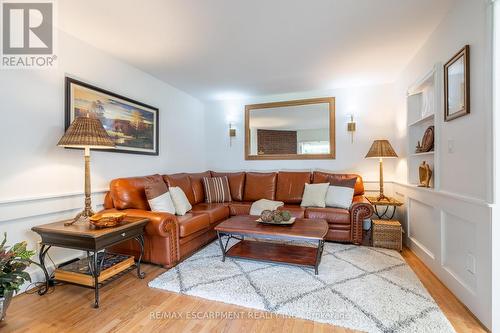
[393,0,494,329]
[0,31,206,281]
[394,0,492,202]
[204,84,398,181]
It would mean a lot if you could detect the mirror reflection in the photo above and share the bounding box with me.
[245,98,335,160]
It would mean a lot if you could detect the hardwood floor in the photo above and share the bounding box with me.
[1,247,486,333]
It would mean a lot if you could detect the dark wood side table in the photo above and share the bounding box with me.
[365,196,403,220]
[31,216,149,308]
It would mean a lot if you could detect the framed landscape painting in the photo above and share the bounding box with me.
[65,77,159,155]
[444,45,470,122]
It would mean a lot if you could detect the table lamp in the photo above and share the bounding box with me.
[57,115,115,225]
[365,140,398,201]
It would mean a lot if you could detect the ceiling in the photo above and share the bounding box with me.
[58,0,455,101]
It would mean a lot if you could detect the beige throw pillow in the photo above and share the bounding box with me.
[325,186,355,209]
[300,183,330,208]
[148,192,176,214]
[169,186,193,216]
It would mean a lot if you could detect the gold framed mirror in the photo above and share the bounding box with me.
[245,97,335,160]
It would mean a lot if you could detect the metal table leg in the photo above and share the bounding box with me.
[217,231,226,262]
[92,251,100,308]
[134,235,146,279]
[374,205,396,219]
[314,240,324,275]
[37,244,52,295]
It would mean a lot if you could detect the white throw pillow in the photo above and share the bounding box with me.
[325,185,355,209]
[300,183,329,208]
[249,199,284,216]
[169,186,193,215]
[148,191,176,214]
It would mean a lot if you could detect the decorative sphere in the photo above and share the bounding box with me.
[280,210,292,221]
[260,210,274,222]
[272,212,283,223]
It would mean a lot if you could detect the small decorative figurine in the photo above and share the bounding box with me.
[415,140,422,153]
[418,161,432,187]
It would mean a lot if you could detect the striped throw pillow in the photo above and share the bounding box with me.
[202,176,232,203]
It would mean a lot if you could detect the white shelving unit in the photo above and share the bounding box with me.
[406,64,442,189]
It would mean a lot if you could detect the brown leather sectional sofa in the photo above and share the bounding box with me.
[99,171,373,268]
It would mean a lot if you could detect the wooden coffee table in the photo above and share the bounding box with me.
[214,215,328,274]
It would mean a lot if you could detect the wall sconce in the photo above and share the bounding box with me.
[229,123,236,146]
[347,115,356,143]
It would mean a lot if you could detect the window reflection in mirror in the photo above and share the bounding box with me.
[245,98,335,160]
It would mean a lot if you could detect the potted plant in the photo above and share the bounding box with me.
[0,233,35,320]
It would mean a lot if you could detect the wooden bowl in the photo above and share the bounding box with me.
[89,212,126,228]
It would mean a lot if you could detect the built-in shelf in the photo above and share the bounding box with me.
[408,113,434,127]
[406,63,441,190]
[407,183,436,191]
[410,151,435,157]
[407,68,435,96]
[407,91,423,97]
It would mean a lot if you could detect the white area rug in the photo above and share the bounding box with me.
[149,240,455,333]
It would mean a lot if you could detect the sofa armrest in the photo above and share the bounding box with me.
[349,195,374,245]
[121,209,178,237]
[98,208,180,266]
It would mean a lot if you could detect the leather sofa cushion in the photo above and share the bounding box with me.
[277,205,305,218]
[326,228,351,242]
[191,203,230,224]
[305,207,350,225]
[188,171,211,204]
[312,171,364,196]
[329,223,352,231]
[275,171,311,204]
[228,202,252,216]
[110,174,164,210]
[177,213,210,237]
[163,173,196,205]
[243,172,277,201]
[211,171,246,201]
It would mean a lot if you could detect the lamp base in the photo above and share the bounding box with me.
[376,193,390,202]
[64,209,95,226]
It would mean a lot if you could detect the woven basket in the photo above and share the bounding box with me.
[372,220,402,251]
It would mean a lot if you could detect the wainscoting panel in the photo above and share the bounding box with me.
[407,198,437,260]
[0,190,108,290]
[442,211,477,294]
[393,182,492,329]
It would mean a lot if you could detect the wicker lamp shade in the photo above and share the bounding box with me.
[58,116,115,226]
[365,140,398,158]
[365,139,398,202]
[57,116,115,149]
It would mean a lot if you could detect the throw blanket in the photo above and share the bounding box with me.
[249,199,284,216]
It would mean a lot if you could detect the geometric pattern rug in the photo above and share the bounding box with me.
[149,240,455,333]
